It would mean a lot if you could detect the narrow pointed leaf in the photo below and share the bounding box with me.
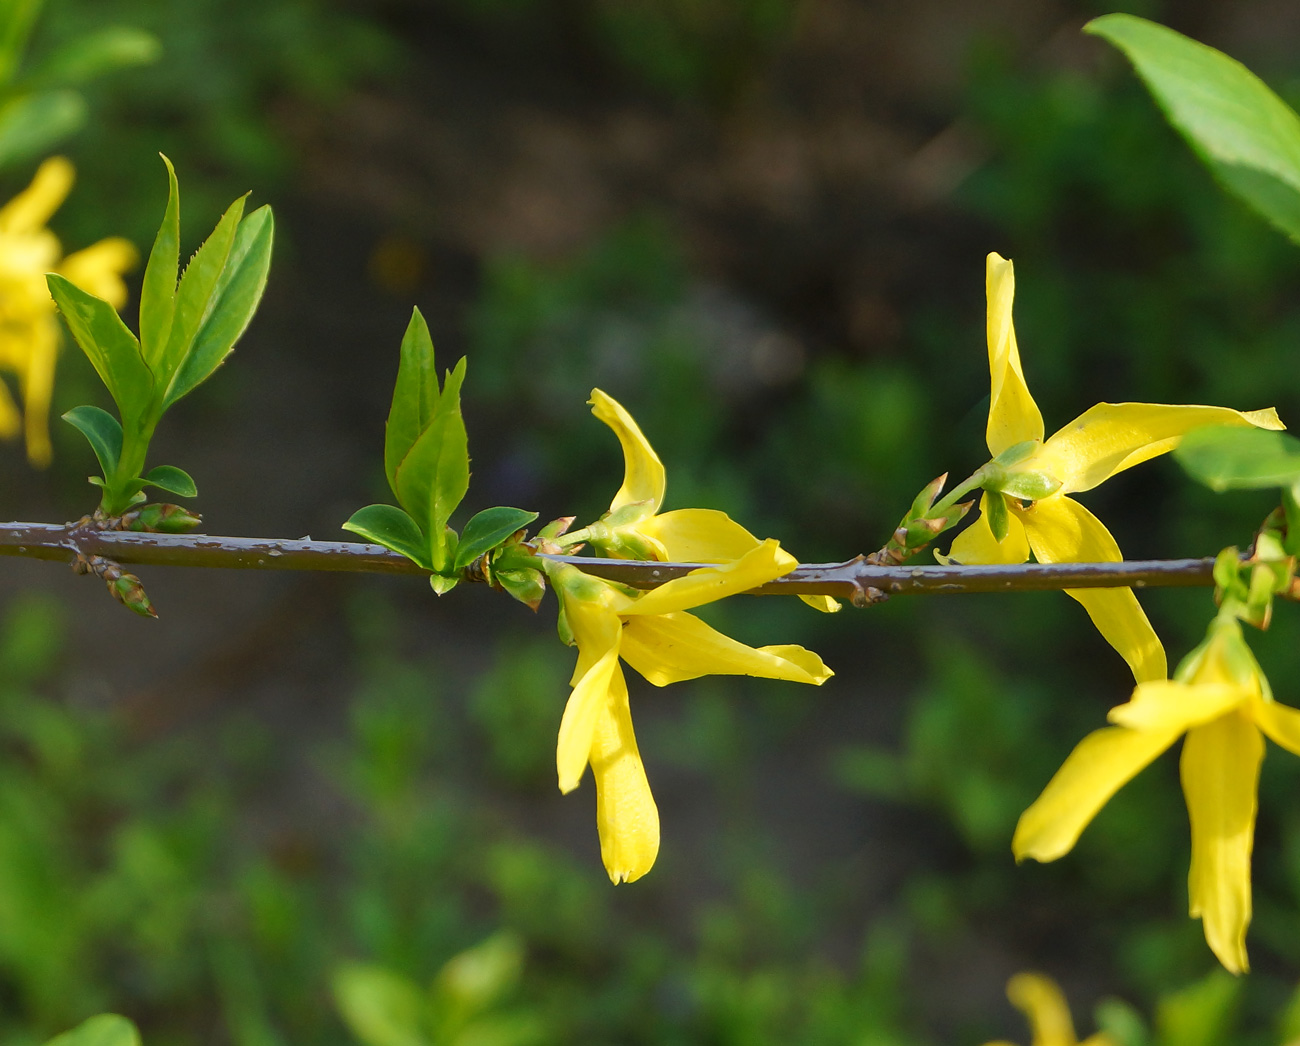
[1175,425,1300,491]
[42,1014,141,1046]
[0,89,85,167]
[22,26,159,89]
[141,464,197,498]
[454,506,538,570]
[61,405,122,478]
[384,307,438,496]
[164,204,273,407]
[342,504,430,568]
[139,154,179,368]
[158,192,247,384]
[47,274,152,416]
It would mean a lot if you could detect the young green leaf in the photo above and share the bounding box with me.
[1087,14,1300,243]
[331,963,425,1046]
[0,88,85,168]
[384,307,440,496]
[454,507,539,570]
[47,273,153,416]
[342,504,430,568]
[1174,426,1300,491]
[164,204,274,408]
[62,405,122,478]
[21,26,159,89]
[42,1013,141,1046]
[158,192,248,384]
[141,464,197,498]
[394,357,469,571]
[139,154,180,368]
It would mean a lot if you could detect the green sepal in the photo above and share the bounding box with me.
[991,439,1039,468]
[1174,425,1300,491]
[41,1013,141,1046]
[1212,547,1242,598]
[141,464,197,498]
[496,568,546,611]
[61,405,122,479]
[342,504,430,568]
[139,154,180,369]
[384,307,440,497]
[556,603,574,647]
[47,273,153,417]
[454,506,539,571]
[989,469,1062,501]
[164,204,274,408]
[430,574,458,596]
[985,491,1010,544]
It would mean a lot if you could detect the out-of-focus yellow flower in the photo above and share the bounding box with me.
[0,157,136,466]
[548,545,832,883]
[944,253,1282,682]
[583,388,839,612]
[1014,614,1299,974]
[983,972,1116,1046]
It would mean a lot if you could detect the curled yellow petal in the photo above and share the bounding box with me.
[623,539,795,617]
[1019,496,1166,683]
[556,643,620,794]
[59,237,139,309]
[1004,972,1076,1046]
[621,611,832,686]
[1014,725,1178,862]
[1108,681,1244,733]
[1181,713,1261,974]
[1040,402,1286,494]
[0,157,73,234]
[590,665,660,883]
[943,493,1030,565]
[985,253,1044,456]
[589,388,665,516]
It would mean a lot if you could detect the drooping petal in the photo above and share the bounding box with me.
[623,539,796,617]
[58,237,138,309]
[1004,973,1077,1046]
[563,587,627,685]
[589,388,665,516]
[0,157,73,235]
[1019,496,1167,683]
[555,643,620,794]
[1251,698,1300,757]
[1108,680,1245,733]
[0,373,21,440]
[1013,725,1179,862]
[1181,713,1262,974]
[984,253,1044,457]
[18,319,57,467]
[942,492,1030,565]
[589,664,660,883]
[1039,403,1286,494]
[621,611,833,686]
[637,508,761,561]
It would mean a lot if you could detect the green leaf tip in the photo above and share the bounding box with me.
[62,405,122,480]
[42,1013,141,1046]
[1175,425,1300,491]
[343,504,431,568]
[142,464,197,498]
[454,506,539,570]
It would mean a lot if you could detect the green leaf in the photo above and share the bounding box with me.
[42,1014,141,1046]
[1174,426,1300,491]
[454,507,538,571]
[22,26,160,89]
[394,357,469,572]
[164,205,274,407]
[158,192,248,386]
[985,490,1009,544]
[384,307,440,497]
[139,154,180,369]
[342,504,430,567]
[1086,14,1300,242]
[0,89,85,168]
[332,964,427,1046]
[47,274,153,417]
[62,405,122,478]
[142,464,197,498]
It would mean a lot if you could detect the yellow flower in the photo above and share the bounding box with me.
[944,253,1282,682]
[0,157,136,466]
[983,972,1116,1046]
[549,540,832,884]
[1013,614,1300,973]
[584,388,839,612]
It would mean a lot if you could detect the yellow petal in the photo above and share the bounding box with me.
[18,318,57,467]
[622,539,795,617]
[1108,680,1245,733]
[943,493,1030,565]
[59,237,138,309]
[798,595,841,613]
[0,372,22,440]
[1004,972,1077,1046]
[556,643,620,794]
[1014,725,1179,862]
[1181,713,1262,974]
[621,611,832,686]
[559,578,629,685]
[0,157,73,234]
[985,253,1044,456]
[1040,403,1286,494]
[589,664,660,883]
[589,388,665,516]
[1019,496,1167,683]
[636,508,760,562]
[1251,697,1300,757]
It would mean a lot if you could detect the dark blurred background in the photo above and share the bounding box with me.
[2,0,1300,1042]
